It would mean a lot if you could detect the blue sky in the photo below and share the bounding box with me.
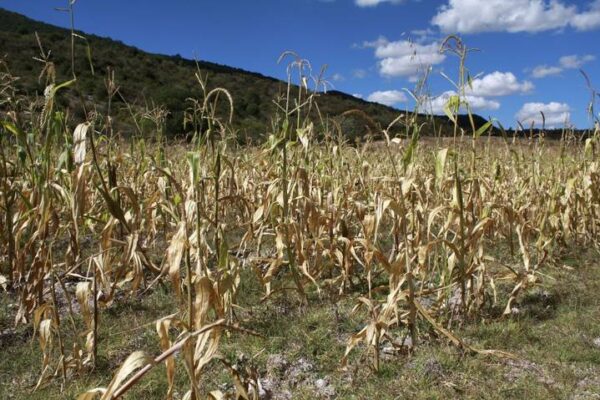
[1,0,599,128]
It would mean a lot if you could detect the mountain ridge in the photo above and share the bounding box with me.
[0,7,496,139]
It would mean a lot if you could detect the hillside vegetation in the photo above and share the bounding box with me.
[0,7,492,140]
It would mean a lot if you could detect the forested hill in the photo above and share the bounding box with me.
[0,7,491,140]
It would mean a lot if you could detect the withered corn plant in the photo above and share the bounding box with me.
[1,19,600,399]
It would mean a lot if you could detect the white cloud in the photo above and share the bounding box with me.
[516,102,571,126]
[352,93,364,99]
[571,0,600,30]
[355,0,404,7]
[532,65,564,78]
[559,54,596,69]
[332,73,345,82]
[363,37,446,79]
[379,52,445,77]
[464,96,501,111]
[357,35,390,49]
[531,54,595,79]
[425,91,500,114]
[410,28,437,43]
[467,71,534,97]
[374,40,439,59]
[432,0,600,33]
[367,90,408,106]
[352,69,367,79]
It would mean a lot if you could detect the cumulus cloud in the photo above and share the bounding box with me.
[432,0,600,33]
[357,35,391,50]
[374,40,439,59]
[410,28,437,43]
[379,52,445,77]
[367,90,408,106]
[352,69,367,79]
[424,91,500,114]
[571,0,600,30]
[532,65,564,78]
[531,54,595,78]
[355,0,405,7]
[559,54,596,69]
[467,72,534,97]
[516,102,571,126]
[362,37,446,79]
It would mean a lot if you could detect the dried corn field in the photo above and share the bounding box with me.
[1,43,600,399]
